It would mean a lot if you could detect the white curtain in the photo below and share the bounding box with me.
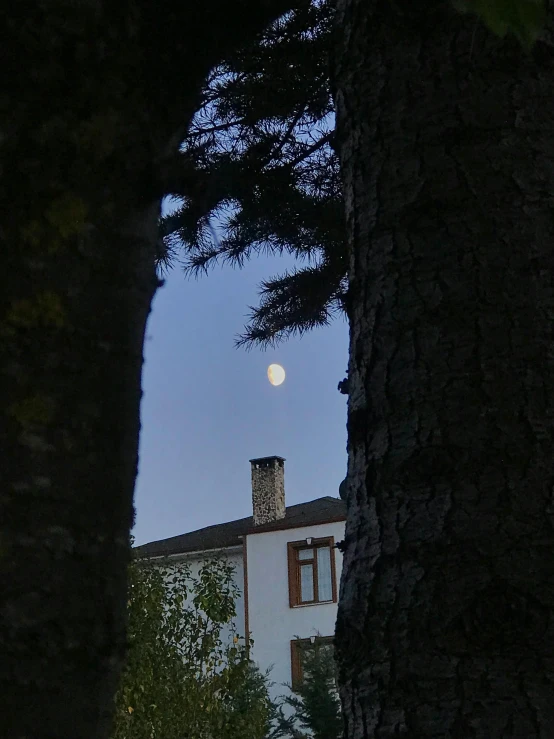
[300,564,314,601]
[317,547,333,601]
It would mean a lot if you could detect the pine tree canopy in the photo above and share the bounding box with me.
[158,0,348,347]
[156,0,544,348]
[276,637,342,739]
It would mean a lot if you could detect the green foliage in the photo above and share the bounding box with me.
[112,553,273,739]
[454,0,546,47]
[275,638,342,739]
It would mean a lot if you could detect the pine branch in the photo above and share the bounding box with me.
[269,107,307,162]
[235,263,346,349]
[190,118,247,137]
[288,130,334,168]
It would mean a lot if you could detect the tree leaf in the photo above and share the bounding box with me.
[456,0,546,47]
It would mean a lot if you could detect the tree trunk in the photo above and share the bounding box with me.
[0,203,160,739]
[0,2,299,736]
[333,3,554,736]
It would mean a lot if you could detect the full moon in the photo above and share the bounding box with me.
[267,363,286,386]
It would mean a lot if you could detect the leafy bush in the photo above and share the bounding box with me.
[112,552,273,739]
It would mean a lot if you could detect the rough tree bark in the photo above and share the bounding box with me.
[0,2,297,737]
[333,2,554,736]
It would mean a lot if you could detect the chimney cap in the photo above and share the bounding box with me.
[249,455,285,464]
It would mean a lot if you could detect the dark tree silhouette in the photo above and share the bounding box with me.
[333,1,554,735]
[159,1,347,347]
[0,2,302,736]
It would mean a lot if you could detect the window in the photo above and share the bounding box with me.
[290,636,335,691]
[287,537,337,607]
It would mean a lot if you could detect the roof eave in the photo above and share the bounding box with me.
[135,542,244,561]
[245,513,347,536]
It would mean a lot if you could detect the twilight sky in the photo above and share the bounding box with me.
[133,252,349,546]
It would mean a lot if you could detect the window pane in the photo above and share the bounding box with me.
[317,547,333,601]
[298,548,313,560]
[300,564,314,601]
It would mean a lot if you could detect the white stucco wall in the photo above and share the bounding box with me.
[245,521,345,699]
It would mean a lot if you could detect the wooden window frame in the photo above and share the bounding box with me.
[287,536,337,607]
[290,635,335,691]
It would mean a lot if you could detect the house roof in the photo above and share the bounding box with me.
[134,496,346,558]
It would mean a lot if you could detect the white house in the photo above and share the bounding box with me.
[135,456,346,697]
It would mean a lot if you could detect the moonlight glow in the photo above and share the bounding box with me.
[267,363,286,386]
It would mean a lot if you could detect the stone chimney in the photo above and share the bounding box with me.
[250,456,286,526]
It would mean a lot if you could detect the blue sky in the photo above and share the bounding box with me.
[133,253,349,546]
